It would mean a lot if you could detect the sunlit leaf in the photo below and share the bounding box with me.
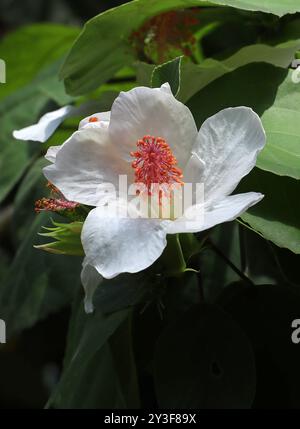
[238,169,300,254]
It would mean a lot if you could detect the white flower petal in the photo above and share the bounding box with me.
[43,128,133,206]
[193,107,266,204]
[81,204,168,279]
[79,111,110,130]
[44,111,111,163]
[109,84,198,165]
[160,82,173,95]
[45,145,62,163]
[81,258,103,314]
[182,152,206,207]
[13,101,112,143]
[13,105,74,142]
[167,192,264,234]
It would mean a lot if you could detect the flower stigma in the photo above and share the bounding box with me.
[130,135,184,218]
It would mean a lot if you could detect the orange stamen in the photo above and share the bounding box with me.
[130,135,184,203]
[88,116,99,123]
[35,198,78,213]
[46,181,60,195]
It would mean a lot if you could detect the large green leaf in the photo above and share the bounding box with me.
[145,46,300,179]
[238,169,300,254]
[148,40,300,103]
[47,291,139,409]
[0,24,79,101]
[61,0,300,96]
[34,58,75,106]
[185,62,300,252]
[154,303,256,408]
[178,41,300,103]
[187,63,300,179]
[58,0,221,95]
[259,70,300,179]
[205,0,300,17]
[148,41,300,107]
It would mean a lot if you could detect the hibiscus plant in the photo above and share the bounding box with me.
[1,0,300,410]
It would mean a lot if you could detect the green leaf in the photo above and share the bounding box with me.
[47,291,139,409]
[109,313,141,408]
[0,23,79,101]
[0,85,48,204]
[136,61,156,87]
[178,41,300,102]
[0,54,77,205]
[35,58,75,106]
[154,303,256,408]
[200,222,284,302]
[0,214,82,337]
[59,0,217,95]
[200,223,242,302]
[217,283,300,407]
[61,0,300,96]
[140,41,300,112]
[151,57,182,96]
[187,62,300,178]
[204,0,300,17]
[237,224,285,286]
[59,0,197,95]
[238,169,300,254]
[258,70,300,179]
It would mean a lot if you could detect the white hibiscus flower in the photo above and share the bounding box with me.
[14,83,266,313]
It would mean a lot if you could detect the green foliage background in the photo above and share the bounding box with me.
[1,0,300,409]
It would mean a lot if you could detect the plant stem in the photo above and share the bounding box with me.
[162,234,186,276]
[208,238,254,287]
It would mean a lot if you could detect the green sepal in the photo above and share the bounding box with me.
[158,233,205,278]
[35,220,84,256]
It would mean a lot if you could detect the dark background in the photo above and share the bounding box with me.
[0,0,129,32]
